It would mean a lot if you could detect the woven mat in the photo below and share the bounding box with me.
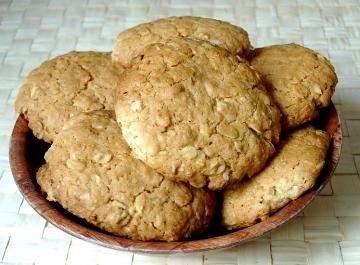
[1,0,360,264]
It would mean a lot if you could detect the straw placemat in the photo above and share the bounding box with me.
[0,0,359,264]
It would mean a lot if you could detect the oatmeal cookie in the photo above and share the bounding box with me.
[112,16,251,66]
[115,38,281,190]
[36,111,215,241]
[15,51,124,143]
[221,126,330,229]
[250,43,337,130]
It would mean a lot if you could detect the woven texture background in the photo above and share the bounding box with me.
[0,0,360,264]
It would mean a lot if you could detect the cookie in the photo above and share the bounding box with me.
[112,16,251,66]
[221,126,330,229]
[115,38,281,190]
[249,43,337,130]
[15,51,124,143]
[36,111,215,241]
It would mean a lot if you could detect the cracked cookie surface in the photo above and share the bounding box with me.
[221,126,330,229]
[115,38,281,190]
[14,51,124,143]
[36,111,215,241]
[112,16,251,66]
[250,43,337,130]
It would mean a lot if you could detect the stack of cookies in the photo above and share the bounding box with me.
[14,16,337,241]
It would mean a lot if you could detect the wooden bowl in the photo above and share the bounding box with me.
[9,103,342,254]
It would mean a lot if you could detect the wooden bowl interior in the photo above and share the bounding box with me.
[9,103,342,254]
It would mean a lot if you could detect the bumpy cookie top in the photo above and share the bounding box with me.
[36,111,215,241]
[221,126,330,229]
[250,43,337,130]
[15,51,124,143]
[112,16,251,66]
[115,38,281,190]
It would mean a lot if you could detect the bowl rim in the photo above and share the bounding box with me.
[9,102,342,254]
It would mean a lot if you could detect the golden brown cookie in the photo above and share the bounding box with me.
[221,126,330,229]
[115,38,281,190]
[36,111,215,242]
[249,43,337,130]
[15,51,124,143]
[112,16,251,66]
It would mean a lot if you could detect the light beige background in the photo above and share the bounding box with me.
[0,0,360,264]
